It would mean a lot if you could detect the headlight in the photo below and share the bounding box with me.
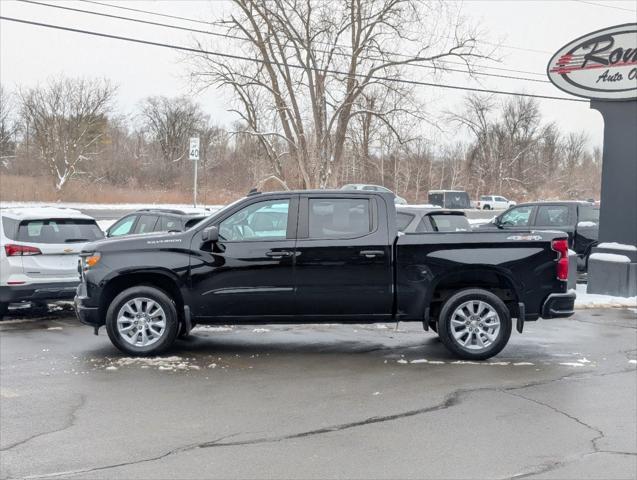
[82,252,101,270]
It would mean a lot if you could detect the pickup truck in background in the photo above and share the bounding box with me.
[478,201,599,271]
[75,191,575,360]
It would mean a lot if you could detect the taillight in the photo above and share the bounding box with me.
[4,244,42,256]
[551,238,569,281]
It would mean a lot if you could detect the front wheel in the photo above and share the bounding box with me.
[437,289,512,360]
[105,286,179,356]
[0,302,8,320]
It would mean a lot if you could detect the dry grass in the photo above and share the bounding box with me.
[0,174,239,205]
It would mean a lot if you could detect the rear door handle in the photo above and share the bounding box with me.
[360,250,384,258]
[266,250,293,258]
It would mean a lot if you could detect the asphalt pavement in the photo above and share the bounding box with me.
[1,308,635,479]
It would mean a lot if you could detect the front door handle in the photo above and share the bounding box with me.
[266,250,293,258]
[359,250,384,258]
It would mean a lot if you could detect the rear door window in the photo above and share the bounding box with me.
[133,215,159,234]
[159,216,181,232]
[17,219,103,243]
[396,212,414,231]
[308,198,371,239]
[578,206,600,224]
[535,205,570,227]
[429,214,470,232]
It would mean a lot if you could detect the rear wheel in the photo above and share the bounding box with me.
[437,289,511,360]
[483,205,491,210]
[0,303,8,320]
[106,286,179,356]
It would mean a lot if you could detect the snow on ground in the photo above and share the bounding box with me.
[0,201,225,211]
[574,283,637,309]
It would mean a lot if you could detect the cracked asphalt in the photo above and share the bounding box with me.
[1,307,636,479]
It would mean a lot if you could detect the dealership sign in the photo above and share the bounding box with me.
[547,23,637,101]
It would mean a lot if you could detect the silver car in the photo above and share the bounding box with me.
[340,184,407,205]
[396,205,471,233]
[0,207,103,318]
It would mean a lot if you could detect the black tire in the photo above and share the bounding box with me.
[0,302,8,320]
[105,286,179,356]
[483,205,491,210]
[437,288,512,360]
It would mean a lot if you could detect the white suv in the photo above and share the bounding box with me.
[0,207,103,318]
[477,195,516,210]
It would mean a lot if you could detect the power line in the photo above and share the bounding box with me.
[20,0,550,84]
[82,0,555,55]
[574,0,637,12]
[0,15,587,103]
[77,0,549,78]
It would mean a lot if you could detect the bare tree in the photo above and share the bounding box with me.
[19,77,116,191]
[0,85,19,167]
[138,96,208,183]
[190,0,489,189]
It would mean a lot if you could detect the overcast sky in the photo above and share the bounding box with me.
[1,0,635,148]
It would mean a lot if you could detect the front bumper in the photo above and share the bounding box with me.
[74,281,102,327]
[0,282,79,304]
[74,298,101,327]
[541,291,576,318]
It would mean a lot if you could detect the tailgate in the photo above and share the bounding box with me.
[21,242,84,278]
[15,218,103,279]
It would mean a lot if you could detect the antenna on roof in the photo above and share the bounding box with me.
[247,188,261,196]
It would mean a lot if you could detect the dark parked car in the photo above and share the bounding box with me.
[105,208,210,238]
[478,201,599,271]
[75,190,573,360]
[427,190,471,209]
[396,206,470,233]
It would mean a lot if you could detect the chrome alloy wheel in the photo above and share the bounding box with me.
[450,300,501,351]
[116,297,166,347]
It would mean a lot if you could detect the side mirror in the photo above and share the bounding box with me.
[202,226,219,243]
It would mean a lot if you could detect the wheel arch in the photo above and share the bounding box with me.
[98,270,185,325]
[427,267,521,322]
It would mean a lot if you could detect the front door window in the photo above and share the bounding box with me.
[219,200,290,241]
[500,206,533,227]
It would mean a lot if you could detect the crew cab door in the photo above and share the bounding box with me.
[188,195,298,319]
[293,194,393,319]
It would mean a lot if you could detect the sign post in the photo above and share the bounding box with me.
[189,137,200,207]
[547,23,637,297]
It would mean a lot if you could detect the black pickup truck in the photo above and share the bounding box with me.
[75,190,574,360]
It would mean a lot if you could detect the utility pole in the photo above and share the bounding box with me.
[189,137,200,207]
